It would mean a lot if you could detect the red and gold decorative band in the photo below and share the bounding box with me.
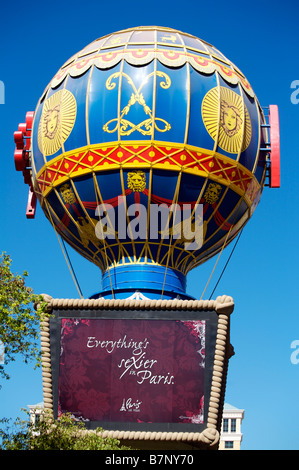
[34,142,261,205]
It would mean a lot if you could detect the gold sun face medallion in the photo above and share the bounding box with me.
[202,87,252,154]
[60,183,77,205]
[127,170,146,192]
[204,182,222,204]
[38,89,77,156]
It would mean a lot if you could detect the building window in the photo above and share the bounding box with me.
[225,441,234,449]
[223,418,229,432]
[231,418,236,432]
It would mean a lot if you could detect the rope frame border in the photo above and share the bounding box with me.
[39,294,234,449]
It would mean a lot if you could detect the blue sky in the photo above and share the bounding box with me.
[1,0,298,450]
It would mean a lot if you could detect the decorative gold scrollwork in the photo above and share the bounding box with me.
[103,71,171,136]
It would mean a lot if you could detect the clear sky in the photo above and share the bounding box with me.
[1,0,298,450]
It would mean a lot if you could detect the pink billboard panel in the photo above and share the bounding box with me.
[58,318,205,424]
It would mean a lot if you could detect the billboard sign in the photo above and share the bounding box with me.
[40,296,234,448]
[58,317,206,426]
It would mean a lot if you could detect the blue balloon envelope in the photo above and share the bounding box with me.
[27,27,271,299]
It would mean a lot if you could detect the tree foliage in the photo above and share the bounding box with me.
[0,410,131,450]
[0,252,48,383]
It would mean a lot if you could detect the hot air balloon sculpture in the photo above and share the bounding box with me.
[14,26,281,450]
[14,26,280,301]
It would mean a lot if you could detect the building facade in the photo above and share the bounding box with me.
[219,403,244,450]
